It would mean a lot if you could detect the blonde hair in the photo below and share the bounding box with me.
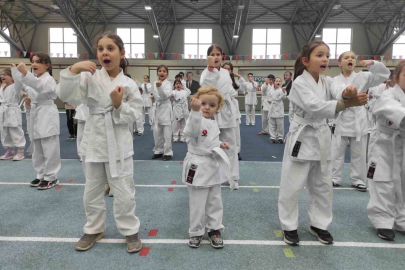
[393,60,405,84]
[193,86,224,111]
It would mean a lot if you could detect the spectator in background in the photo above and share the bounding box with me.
[65,103,77,141]
[282,71,293,96]
[186,72,200,95]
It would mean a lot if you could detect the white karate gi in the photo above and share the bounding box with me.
[13,69,60,181]
[260,83,273,133]
[242,79,258,125]
[230,88,242,153]
[141,82,154,125]
[278,70,345,231]
[73,103,89,160]
[57,67,143,236]
[330,61,390,186]
[172,86,190,141]
[200,67,239,182]
[0,71,26,149]
[153,79,173,156]
[268,87,286,141]
[367,84,405,231]
[182,110,231,237]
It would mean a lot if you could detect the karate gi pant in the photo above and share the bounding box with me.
[269,117,284,141]
[235,119,241,153]
[1,126,26,149]
[279,156,333,231]
[367,133,405,230]
[332,134,367,186]
[76,121,85,159]
[261,108,269,133]
[245,104,255,125]
[32,135,61,181]
[188,185,224,237]
[82,157,140,236]
[153,124,173,156]
[219,127,239,181]
[26,111,31,134]
[142,107,153,125]
[172,118,186,140]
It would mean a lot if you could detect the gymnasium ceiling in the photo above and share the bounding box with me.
[1,0,405,55]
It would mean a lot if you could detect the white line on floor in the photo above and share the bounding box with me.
[0,236,403,249]
[0,182,362,190]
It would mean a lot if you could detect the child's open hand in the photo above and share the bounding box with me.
[71,61,97,75]
[17,62,28,76]
[156,80,162,87]
[190,97,201,112]
[360,60,374,67]
[220,142,230,150]
[110,86,124,109]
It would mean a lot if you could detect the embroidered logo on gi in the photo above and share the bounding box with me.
[367,162,377,179]
[291,141,301,157]
[202,130,208,136]
[387,119,393,126]
[186,164,198,184]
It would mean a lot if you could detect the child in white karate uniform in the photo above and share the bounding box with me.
[259,75,274,135]
[172,78,190,142]
[0,68,26,161]
[73,103,89,162]
[57,32,143,253]
[13,53,61,190]
[278,41,368,246]
[243,73,258,126]
[267,77,286,143]
[367,60,405,241]
[183,86,231,249]
[140,75,154,126]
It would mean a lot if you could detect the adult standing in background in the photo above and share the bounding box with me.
[65,103,77,141]
[282,71,293,96]
[186,72,200,95]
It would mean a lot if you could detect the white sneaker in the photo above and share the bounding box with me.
[233,181,239,190]
[173,139,179,142]
[12,152,25,161]
[180,138,186,143]
[0,150,14,160]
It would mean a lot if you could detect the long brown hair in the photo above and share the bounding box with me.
[223,62,239,90]
[393,60,405,85]
[293,41,329,80]
[207,44,223,56]
[30,52,52,76]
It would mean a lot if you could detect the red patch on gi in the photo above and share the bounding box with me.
[55,186,63,190]
[168,188,174,192]
[202,129,208,136]
[388,120,393,126]
[148,229,158,237]
[139,247,150,257]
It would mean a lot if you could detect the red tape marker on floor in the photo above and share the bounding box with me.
[179,161,183,165]
[148,229,158,237]
[171,181,176,184]
[55,186,63,190]
[168,188,174,192]
[67,179,74,183]
[139,247,150,257]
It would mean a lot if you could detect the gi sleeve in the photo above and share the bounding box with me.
[183,110,203,138]
[57,67,91,106]
[373,89,405,129]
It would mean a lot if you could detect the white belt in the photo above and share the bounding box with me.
[0,103,19,130]
[292,115,328,173]
[28,100,54,154]
[89,106,124,179]
[187,145,231,184]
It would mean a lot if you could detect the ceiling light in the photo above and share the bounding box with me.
[315,34,321,38]
[332,5,341,9]
[233,35,239,38]
[145,6,152,10]
[153,35,159,38]
[50,5,60,10]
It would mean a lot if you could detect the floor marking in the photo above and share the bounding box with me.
[253,189,259,192]
[274,230,283,238]
[0,182,365,191]
[1,237,405,249]
[179,161,183,164]
[148,229,158,237]
[139,247,150,257]
[67,179,74,183]
[283,248,295,258]
[272,156,276,158]
[55,186,63,190]
[250,181,255,185]
[171,181,177,185]
[164,165,169,168]
[168,188,174,192]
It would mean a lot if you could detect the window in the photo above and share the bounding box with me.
[117,28,145,59]
[393,29,405,58]
[252,29,281,59]
[49,28,77,58]
[322,28,351,58]
[0,28,11,57]
[184,29,212,59]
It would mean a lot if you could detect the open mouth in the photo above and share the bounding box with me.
[32,67,38,71]
[103,59,111,65]
[348,62,353,67]
[320,65,327,69]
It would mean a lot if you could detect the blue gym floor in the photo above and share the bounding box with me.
[0,113,403,270]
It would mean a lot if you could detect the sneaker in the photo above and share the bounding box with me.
[137,133,143,136]
[71,136,77,141]
[180,138,186,143]
[126,233,142,253]
[309,226,334,244]
[173,138,179,142]
[188,236,203,248]
[37,179,59,190]
[163,155,172,161]
[283,230,299,246]
[0,150,14,160]
[233,181,239,190]
[332,181,340,187]
[377,229,395,241]
[25,131,29,135]
[12,152,25,161]
[258,131,268,135]
[152,154,163,159]
[75,232,105,251]
[352,184,367,192]
[208,230,224,248]
[252,123,255,126]
[66,136,73,141]
[108,190,113,197]
[278,139,284,144]
[30,179,42,187]
[238,153,242,160]
[270,139,276,143]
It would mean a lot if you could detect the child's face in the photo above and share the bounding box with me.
[31,56,49,76]
[339,51,356,72]
[199,94,220,118]
[223,64,232,74]
[1,72,13,85]
[175,82,182,90]
[284,71,291,81]
[303,44,330,75]
[143,76,149,83]
[269,78,274,85]
[97,37,124,71]
[209,48,222,68]
[275,78,282,88]
[248,74,254,81]
[157,67,168,81]
[396,68,405,91]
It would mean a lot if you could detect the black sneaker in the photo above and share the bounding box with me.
[283,230,299,246]
[188,236,203,248]
[30,179,42,187]
[208,230,224,249]
[270,139,276,143]
[352,184,367,192]
[278,139,284,144]
[152,154,163,159]
[66,136,73,141]
[332,181,340,187]
[163,155,172,161]
[37,179,59,190]
[309,226,333,244]
[238,153,242,160]
[377,229,395,241]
